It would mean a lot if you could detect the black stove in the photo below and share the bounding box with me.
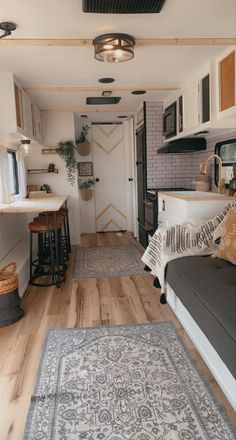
[143,187,193,240]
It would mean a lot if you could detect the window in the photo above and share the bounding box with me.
[7,150,19,196]
[215,138,236,187]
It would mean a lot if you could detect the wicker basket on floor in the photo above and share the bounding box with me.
[0,263,23,327]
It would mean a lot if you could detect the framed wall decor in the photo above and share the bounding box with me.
[78,161,93,176]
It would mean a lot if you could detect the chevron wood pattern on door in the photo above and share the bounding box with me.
[92,124,128,232]
[92,137,123,155]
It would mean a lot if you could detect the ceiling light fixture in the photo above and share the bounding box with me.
[93,33,135,63]
[20,139,31,156]
[0,22,17,39]
[98,78,115,84]
[131,90,146,95]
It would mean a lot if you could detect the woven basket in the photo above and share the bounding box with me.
[76,141,91,156]
[0,263,18,295]
[80,188,93,201]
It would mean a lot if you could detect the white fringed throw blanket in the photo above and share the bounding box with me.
[142,203,235,297]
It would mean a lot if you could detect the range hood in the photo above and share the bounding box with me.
[157,137,206,154]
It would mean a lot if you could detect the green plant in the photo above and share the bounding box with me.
[57,140,77,185]
[76,125,90,144]
[78,178,95,189]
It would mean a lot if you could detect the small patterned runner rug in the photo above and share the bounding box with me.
[24,322,235,439]
[72,244,146,279]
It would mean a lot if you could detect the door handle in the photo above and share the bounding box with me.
[95,178,100,182]
[128,178,133,181]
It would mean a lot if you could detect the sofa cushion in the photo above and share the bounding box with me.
[166,256,236,378]
[217,209,236,265]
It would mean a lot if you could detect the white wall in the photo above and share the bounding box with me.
[0,213,28,262]
[25,112,80,244]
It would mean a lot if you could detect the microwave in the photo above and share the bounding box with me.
[163,101,177,139]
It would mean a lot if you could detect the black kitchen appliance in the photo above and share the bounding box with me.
[143,187,192,243]
[136,121,147,248]
[157,137,206,154]
[163,101,177,139]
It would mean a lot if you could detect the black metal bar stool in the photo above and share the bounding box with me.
[59,205,71,252]
[38,211,70,260]
[28,217,66,287]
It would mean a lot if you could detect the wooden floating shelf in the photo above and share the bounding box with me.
[41,148,59,155]
[27,168,59,175]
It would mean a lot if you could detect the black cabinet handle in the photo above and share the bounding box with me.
[128,178,134,181]
[95,178,100,182]
[136,161,144,165]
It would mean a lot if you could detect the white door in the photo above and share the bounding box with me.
[92,124,128,232]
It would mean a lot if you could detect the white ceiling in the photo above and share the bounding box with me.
[0,0,235,121]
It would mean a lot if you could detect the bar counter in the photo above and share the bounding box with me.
[0,195,67,214]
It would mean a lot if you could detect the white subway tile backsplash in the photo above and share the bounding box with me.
[145,101,236,190]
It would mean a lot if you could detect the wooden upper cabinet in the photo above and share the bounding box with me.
[220,50,235,112]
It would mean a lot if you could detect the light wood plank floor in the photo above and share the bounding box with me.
[0,232,235,439]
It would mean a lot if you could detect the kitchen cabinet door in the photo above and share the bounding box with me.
[32,104,43,143]
[21,89,33,136]
[182,80,199,132]
[14,84,24,129]
[201,74,210,123]
[220,50,235,112]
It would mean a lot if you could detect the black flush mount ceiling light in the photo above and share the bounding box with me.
[0,22,17,39]
[131,90,146,95]
[98,77,115,84]
[93,33,135,63]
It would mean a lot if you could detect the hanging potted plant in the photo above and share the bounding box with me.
[78,178,95,201]
[76,125,90,156]
[57,140,77,186]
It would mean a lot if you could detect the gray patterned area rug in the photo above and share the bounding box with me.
[72,244,146,279]
[24,322,235,440]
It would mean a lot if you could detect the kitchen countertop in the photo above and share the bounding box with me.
[158,191,235,201]
[0,194,67,214]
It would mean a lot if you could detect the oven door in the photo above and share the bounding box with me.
[143,199,157,232]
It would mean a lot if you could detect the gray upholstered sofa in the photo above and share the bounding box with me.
[165,255,236,407]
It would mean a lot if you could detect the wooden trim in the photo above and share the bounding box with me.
[25,85,181,93]
[0,38,235,47]
[96,124,120,137]
[136,38,236,46]
[96,203,127,221]
[41,108,136,113]
[92,137,123,155]
[101,219,123,231]
[0,39,91,46]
